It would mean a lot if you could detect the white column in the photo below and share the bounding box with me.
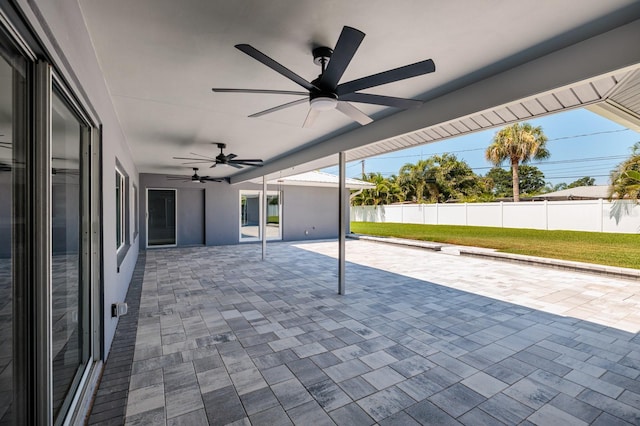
[338,152,346,295]
[262,175,267,260]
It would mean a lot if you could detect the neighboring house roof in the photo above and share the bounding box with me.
[531,185,614,200]
[252,171,375,189]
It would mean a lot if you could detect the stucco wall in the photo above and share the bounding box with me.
[139,174,348,247]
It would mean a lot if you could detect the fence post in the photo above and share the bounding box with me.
[435,202,439,225]
[599,198,604,232]
[400,204,404,224]
[465,202,468,226]
[500,201,504,228]
[544,200,549,230]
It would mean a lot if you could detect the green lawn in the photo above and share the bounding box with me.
[351,222,640,270]
[267,216,279,224]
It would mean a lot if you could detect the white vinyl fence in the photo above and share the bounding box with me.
[351,200,640,234]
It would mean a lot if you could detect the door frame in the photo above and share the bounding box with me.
[239,190,282,242]
[146,188,177,248]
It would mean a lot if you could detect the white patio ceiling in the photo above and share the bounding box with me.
[77,1,640,183]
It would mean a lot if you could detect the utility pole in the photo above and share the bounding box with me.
[361,159,365,178]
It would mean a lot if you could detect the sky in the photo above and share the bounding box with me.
[322,108,639,187]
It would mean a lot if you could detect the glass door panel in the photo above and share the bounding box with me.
[240,192,260,241]
[0,33,27,424]
[147,189,176,246]
[51,87,90,421]
[266,193,281,240]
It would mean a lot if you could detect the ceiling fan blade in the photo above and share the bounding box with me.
[229,159,262,164]
[336,101,373,125]
[337,59,435,95]
[339,92,423,109]
[189,152,217,160]
[235,44,318,92]
[320,26,365,89]
[227,162,243,169]
[173,156,212,161]
[226,153,237,160]
[249,97,308,118]
[231,161,263,167]
[177,161,213,165]
[212,88,308,96]
[303,108,320,128]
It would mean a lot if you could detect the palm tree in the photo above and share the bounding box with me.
[354,172,394,206]
[485,122,550,202]
[398,159,432,203]
[609,142,640,202]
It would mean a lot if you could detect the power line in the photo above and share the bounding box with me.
[361,129,633,161]
[547,128,630,141]
[543,173,611,179]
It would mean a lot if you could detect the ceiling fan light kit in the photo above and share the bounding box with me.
[310,96,338,111]
[212,25,435,127]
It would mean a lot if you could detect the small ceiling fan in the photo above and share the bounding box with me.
[173,143,263,169]
[212,26,435,127]
[167,168,227,184]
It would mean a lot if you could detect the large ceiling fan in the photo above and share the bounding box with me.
[173,143,263,169]
[212,26,436,127]
[167,168,227,184]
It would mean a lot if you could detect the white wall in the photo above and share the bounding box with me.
[352,200,640,234]
[22,0,140,357]
[139,174,347,246]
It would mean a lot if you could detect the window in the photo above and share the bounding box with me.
[132,184,138,240]
[115,168,126,249]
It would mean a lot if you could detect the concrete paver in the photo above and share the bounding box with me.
[95,240,640,425]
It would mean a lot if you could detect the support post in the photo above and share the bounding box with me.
[338,152,346,295]
[262,175,267,260]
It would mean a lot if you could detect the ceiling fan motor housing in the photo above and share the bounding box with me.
[312,46,333,66]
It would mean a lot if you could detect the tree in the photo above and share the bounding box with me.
[398,154,483,203]
[352,172,405,206]
[609,142,640,202]
[485,165,546,197]
[518,165,546,195]
[485,167,512,197]
[353,172,389,206]
[567,176,595,189]
[398,159,433,203]
[541,182,567,193]
[422,153,483,202]
[485,122,550,202]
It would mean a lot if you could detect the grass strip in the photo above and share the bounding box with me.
[351,222,640,270]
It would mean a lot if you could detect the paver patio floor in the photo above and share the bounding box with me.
[117,239,640,425]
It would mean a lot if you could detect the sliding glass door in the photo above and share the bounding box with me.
[239,190,281,242]
[147,189,177,247]
[0,29,27,425]
[0,9,99,424]
[51,86,92,423]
